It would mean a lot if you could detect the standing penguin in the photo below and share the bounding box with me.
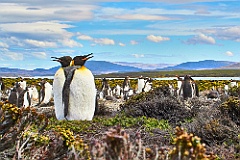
[179,75,192,100]
[0,77,5,100]
[8,87,18,105]
[189,76,199,98]
[52,56,72,120]
[62,53,96,120]
[122,76,132,100]
[176,75,183,97]
[179,75,199,100]
[18,87,31,108]
[38,79,53,106]
[136,75,145,94]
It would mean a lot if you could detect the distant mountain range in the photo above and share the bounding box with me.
[0,60,239,77]
[161,60,236,70]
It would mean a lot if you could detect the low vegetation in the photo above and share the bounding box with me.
[95,69,240,78]
[0,75,240,159]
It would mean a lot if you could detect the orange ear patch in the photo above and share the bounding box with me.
[78,66,87,71]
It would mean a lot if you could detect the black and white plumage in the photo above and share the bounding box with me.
[38,79,53,106]
[136,76,145,94]
[122,76,133,100]
[18,87,31,108]
[0,77,5,100]
[52,56,73,120]
[8,82,31,108]
[100,78,112,98]
[8,87,18,105]
[176,75,183,97]
[180,75,199,100]
[62,53,96,120]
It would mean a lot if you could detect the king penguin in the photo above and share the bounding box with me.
[63,53,96,120]
[137,76,145,94]
[180,75,193,100]
[52,56,73,120]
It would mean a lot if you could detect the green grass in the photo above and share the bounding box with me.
[94,69,240,78]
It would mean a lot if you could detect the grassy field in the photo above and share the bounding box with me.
[95,69,240,78]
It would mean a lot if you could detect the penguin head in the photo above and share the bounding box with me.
[184,75,190,81]
[72,53,93,66]
[51,56,72,67]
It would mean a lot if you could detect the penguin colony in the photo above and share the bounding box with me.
[7,78,51,108]
[52,53,96,121]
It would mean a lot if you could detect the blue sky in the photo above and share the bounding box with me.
[0,0,240,69]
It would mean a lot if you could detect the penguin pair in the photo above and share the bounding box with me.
[52,53,97,121]
[8,82,31,108]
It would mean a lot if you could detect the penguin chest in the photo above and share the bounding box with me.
[53,68,66,120]
[53,69,65,95]
[137,79,145,92]
[68,68,96,120]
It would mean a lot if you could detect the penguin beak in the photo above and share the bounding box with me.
[51,57,61,62]
[82,53,93,61]
[84,53,93,58]
[82,56,93,61]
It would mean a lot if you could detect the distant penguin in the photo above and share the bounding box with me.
[39,80,53,106]
[18,87,31,108]
[0,77,5,91]
[122,76,131,100]
[0,77,5,100]
[52,56,72,120]
[143,77,153,92]
[176,75,183,96]
[18,78,27,90]
[8,82,24,107]
[114,84,122,98]
[62,53,96,120]
[189,76,199,97]
[8,87,18,105]
[180,75,192,100]
[101,78,112,98]
[180,75,199,100]
[137,76,145,93]
[28,85,39,101]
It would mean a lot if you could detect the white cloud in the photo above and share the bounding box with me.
[32,52,47,59]
[213,26,240,42]
[93,38,115,45]
[4,52,24,61]
[119,42,125,46]
[185,33,216,45]
[60,39,83,48]
[132,54,144,58]
[25,39,57,47]
[77,33,115,45]
[225,51,233,56]
[112,14,172,21]
[0,42,9,48]
[77,34,94,41]
[0,21,77,50]
[147,35,170,43]
[0,22,74,40]
[196,26,240,42]
[130,40,138,45]
[0,3,97,23]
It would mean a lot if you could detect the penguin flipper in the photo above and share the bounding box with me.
[62,66,78,118]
